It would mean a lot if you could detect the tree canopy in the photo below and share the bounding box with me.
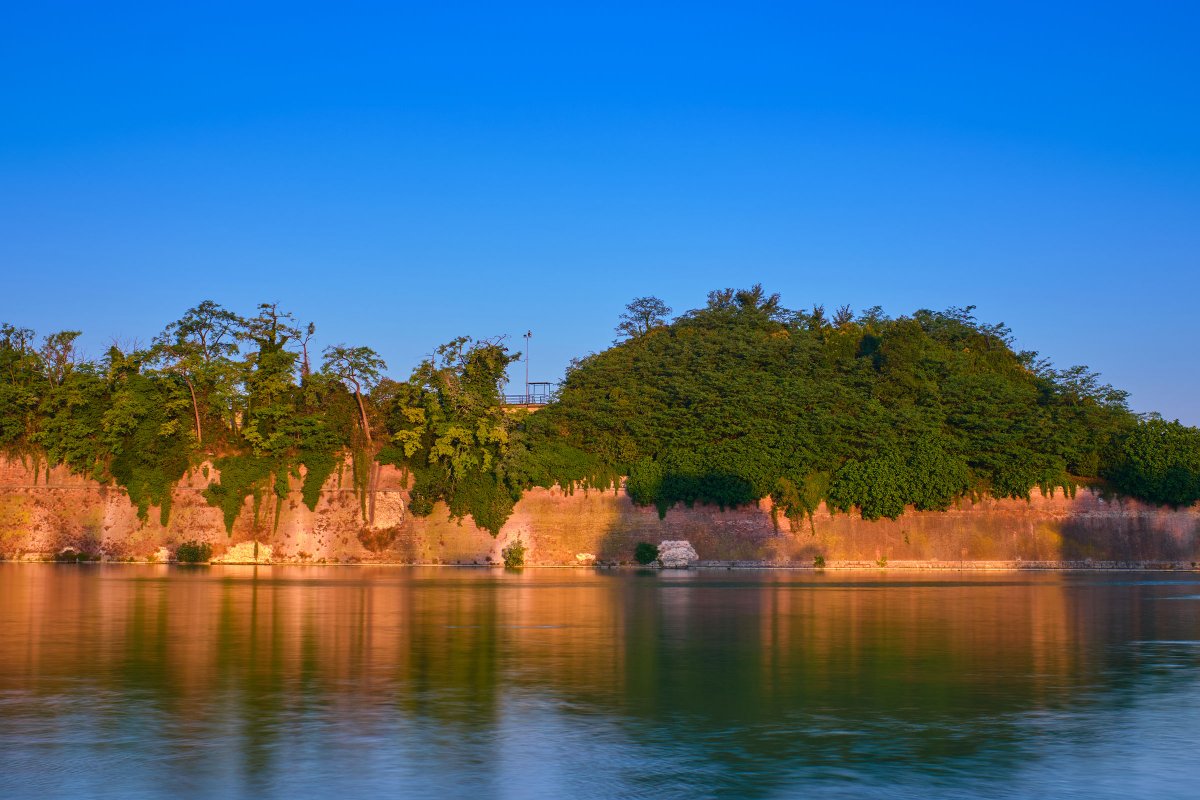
[1,288,1197,537]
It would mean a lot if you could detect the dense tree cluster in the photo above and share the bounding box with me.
[537,286,1199,522]
[0,304,368,529]
[1,287,1197,537]
[377,336,521,533]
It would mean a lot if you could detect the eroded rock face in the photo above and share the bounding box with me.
[658,540,699,568]
[3,458,1200,565]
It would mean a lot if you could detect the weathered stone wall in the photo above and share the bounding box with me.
[0,456,418,563]
[1,457,1198,566]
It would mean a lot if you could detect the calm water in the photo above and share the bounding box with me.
[1,565,1199,799]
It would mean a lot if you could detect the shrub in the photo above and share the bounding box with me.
[176,540,213,564]
[501,539,526,568]
[634,542,659,565]
[357,526,399,553]
[813,555,825,569]
[1105,418,1200,507]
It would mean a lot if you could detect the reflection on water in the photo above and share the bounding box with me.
[1,565,1199,798]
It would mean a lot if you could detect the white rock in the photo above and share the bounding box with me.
[153,546,172,563]
[575,552,596,563]
[657,540,699,568]
[213,541,273,564]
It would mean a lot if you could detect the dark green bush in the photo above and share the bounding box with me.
[501,539,526,568]
[176,540,213,563]
[1105,418,1200,507]
[634,542,659,565]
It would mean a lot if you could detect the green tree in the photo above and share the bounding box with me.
[0,324,43,449]
[152,300,242,446]
[380,336,519,533]
[39,330,82,386]
[321,344,386,443]
[1106,418,1200,506]
[239,303,301,457]
[615,296,672,342]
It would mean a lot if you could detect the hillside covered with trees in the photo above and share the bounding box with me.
[2,288,1198,534]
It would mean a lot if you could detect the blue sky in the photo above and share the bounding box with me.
[1,1,1197,423]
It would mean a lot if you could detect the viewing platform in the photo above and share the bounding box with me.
[502,392,552,410]
[503,382,554,410]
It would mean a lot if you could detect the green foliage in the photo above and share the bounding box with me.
[501,539,526,568]
[175,540,213,563]
[615,296,672,342]
[299,450,337,511]
[827,439,970,520]
[626,458,665,512]
[634,542,659,565]
[104,370,192,524]
[504,413,619,493]
[538,288,1145,519]
[771,473,830,529]
[446,469,517,536]
[1,289,1193,541]
[0,324,42,451]
[380,336,521,535]
[906,438,971,510]
[204,455,273,533]
[1105,418,1200,507]
[273,468,290,499]
[321,343,386,443]
[813,555,825,569]
[828,452,910,520]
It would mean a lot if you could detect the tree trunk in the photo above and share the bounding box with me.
[354,389,372,443]
[355,386,378,523]
[185,377,202,445]
[368,461,381,524]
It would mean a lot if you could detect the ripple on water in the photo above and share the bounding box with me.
[2,565,1200,798]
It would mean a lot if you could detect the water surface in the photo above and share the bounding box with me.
[1,565,1198,798]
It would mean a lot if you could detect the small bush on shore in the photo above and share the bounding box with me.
[54,548,97,562]
[501,539,526,568]
[813,555,825,569]
[176,541,213,564]
[634,542,659,565]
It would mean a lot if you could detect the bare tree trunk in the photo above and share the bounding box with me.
[368,461,381,524]
[185,377,202,445]
[354,389,372,443]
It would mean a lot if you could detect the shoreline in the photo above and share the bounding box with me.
[6,558,1198,572]
[6,461,1199,567]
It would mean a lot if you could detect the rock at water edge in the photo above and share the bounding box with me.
[213,541,273,564]
[658,540,699,568]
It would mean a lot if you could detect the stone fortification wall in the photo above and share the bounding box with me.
[1,458,1198,566]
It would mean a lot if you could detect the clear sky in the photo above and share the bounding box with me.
[1,1,1197,423]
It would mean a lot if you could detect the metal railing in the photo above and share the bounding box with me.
[503,393,553,406]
